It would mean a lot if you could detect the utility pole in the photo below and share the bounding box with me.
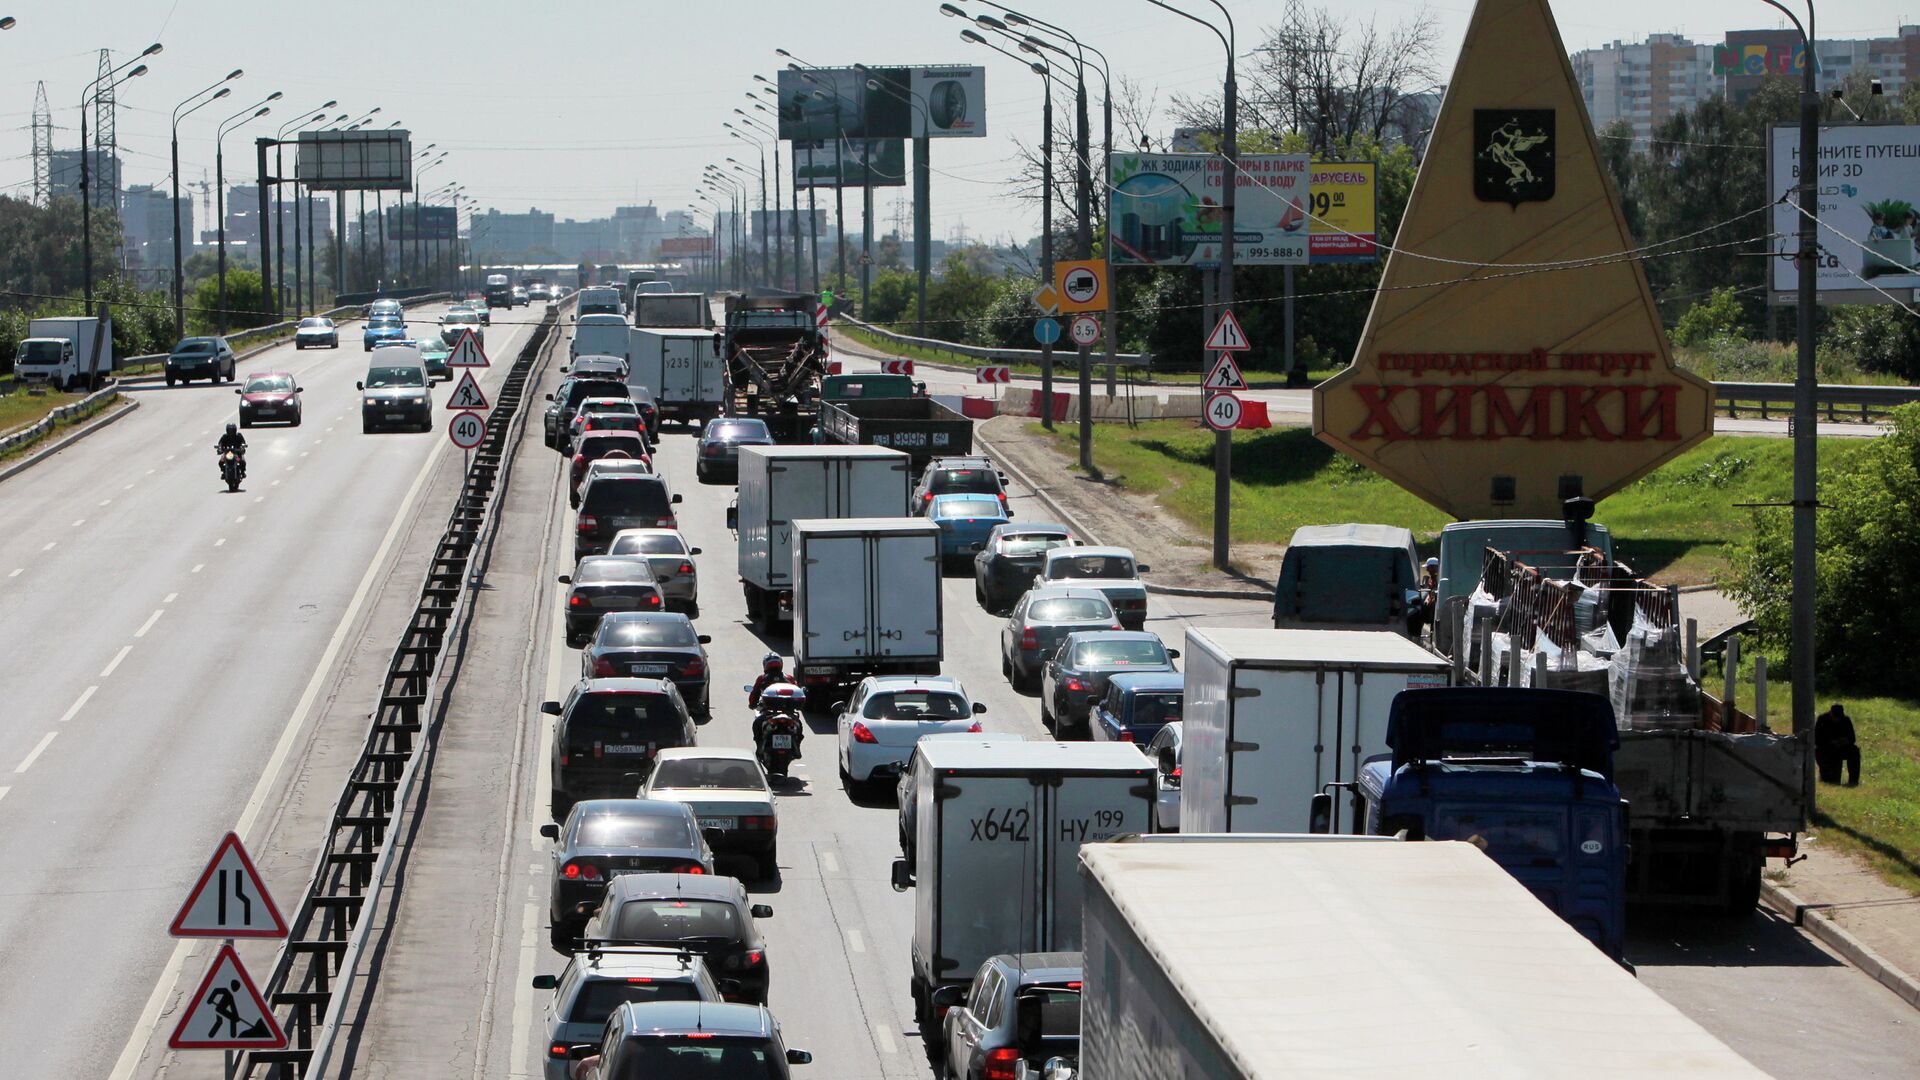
[1072,58,1094,472]
[1783,0,1820,738]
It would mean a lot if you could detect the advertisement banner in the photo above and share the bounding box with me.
[295,130,413,192]
[658,236,708,257]
[1107,152,1311,266]
[910,66,987,138]
[777,67,911,141]
[1770,124,1920,294]
[1309,161,1378,263]
[792,139,908,189]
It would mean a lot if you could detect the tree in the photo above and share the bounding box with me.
[188,269,272,334]
[1671,286,1747,348]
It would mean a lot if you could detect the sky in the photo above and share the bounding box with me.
[0,0,1909,250]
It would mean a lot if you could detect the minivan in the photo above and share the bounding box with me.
[1272,523,1421,635]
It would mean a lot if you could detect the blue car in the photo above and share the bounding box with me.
[1090,671,1184,746]
[928,492,1010,569]
[362,315,406,351]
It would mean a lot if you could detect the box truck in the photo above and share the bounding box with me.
[1181,628,1451,834]
[14,316,114,390]
[631,292,712,329]
[889,739,1154,1044]
[727,445,911,630]
[1078,838,1768,1080]
[791,518,943,706]
[630,327,725,427]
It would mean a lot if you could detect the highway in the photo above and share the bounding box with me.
[0,302,546,1079]
[101,316,1904,1079]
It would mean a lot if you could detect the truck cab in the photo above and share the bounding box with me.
[484,274,514,309]
[1335,687,1628,960]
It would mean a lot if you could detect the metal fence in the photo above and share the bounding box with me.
[838,313,1150,368]
[1715,381,1920,423]
[0,382,122,455]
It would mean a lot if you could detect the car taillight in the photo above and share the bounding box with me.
[1065,679,1085,692]
[851,722,878,744]
[578,514,597,531]
[1020,628,1038,650]
[548,1043,571,1060]
[569,594,587,608]
[592,658,617,677]
[702,444,721,456]
[983,1048,1022,1080]
[677,863,706,875]
[742,815,776,831]
[561,861,601,882]
[680,659,706,677]
[1111,623,1124,630]
[677,561,695,574]
[967,721,983,733]
[645,594,662,607]
[1170,766,1181,779]
[572,454,585,469]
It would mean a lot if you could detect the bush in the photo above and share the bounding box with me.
[188,269,273,334]
[1671,286,1746,348]
[1826,304,1920,381]
[1723,403,1920,694]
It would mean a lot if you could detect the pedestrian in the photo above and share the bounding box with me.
[1814,703,1861,786]
[1407,557,1441,640]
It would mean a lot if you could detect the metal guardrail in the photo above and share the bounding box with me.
[240,304,559,1078]
[0,382,122,454]
[1715,381,1920,423]
[838,313,1151,368]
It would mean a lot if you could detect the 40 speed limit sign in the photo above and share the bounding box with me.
[1203,392,1243,431]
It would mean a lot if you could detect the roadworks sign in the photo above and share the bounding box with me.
[445,370,490,411]
[168,944,287,1051]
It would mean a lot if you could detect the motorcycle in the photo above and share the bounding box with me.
[217,447,246,492]
[749,682,808,778]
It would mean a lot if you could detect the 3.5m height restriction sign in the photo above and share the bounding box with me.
[1203,392,1244,431]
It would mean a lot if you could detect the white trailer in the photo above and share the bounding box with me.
[890,739,1154,1040]
[15,316,114,390]
[792,518,943,703]
[728,445,911,629]
[1078,838,1769,1079]
[630,327,725,426]
[1182,628,1451,834]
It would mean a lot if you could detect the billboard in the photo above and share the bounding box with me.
[1107,152,1311,266]
[1309,161,1378,263]
[910,66,987,137]
[777,67,911,141]
[295,129,413,192]
[1770,124,1920,295]
[393,205,456,242]
[658,236,708,257]
[792,139,907,189]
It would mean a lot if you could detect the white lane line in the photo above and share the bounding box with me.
[70,519,84,528]
[299,451,309,458]
[213,537,227,547]
[254,495,264,503]
[508,901,543,1079]
[191,563,204,574]
[163,592,178,604]
[40,542,54,552]
[872,1023,898,1056]
[164,454,175,462]
[14,731,57,773]
[0,786,9,805]
[110,411,459,1080]
[123,483,134,490]
[56,686,97,724]
[134,609,164,637]
[98,499,111,506]
[820,850,840,874]
[145,468,155,476]
[284,465,296,473]
[8,568,21,578]
[270,479,281,487]
[847,928,866,953]
[99,645,132,678]
[181,441,193,449]
[234,515,247,524]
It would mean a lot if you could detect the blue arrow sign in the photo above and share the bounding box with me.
[1033,317,1062,345]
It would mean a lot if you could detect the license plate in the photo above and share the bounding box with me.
[769,734,793,749]
[604,744,651,755]
[697,816,736,830]
[385,412,406,420]
[631,663,671,675]
[609,865,653,877]
[802,665,834,675]
[596,596,638,609]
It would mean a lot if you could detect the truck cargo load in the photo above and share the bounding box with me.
[791,517,943,704]
[729,445,911,630]
[819,396,973,467]
[722,292,828,441]
[631,292,712,329]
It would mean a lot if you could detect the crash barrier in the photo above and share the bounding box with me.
[0,382,122,455]
[1716,381,1920,424]
[241,303,561,1078]
[214,294,450,362]
[998,386,1207,423]
[839,313,1151,370]
[331,286,449,307]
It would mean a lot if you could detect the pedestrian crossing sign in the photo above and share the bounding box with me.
[168,944,286,1051]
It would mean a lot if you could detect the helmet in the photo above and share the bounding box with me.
[226,422,238,435]
[762,652,783,671]
[1425,558,1440,570]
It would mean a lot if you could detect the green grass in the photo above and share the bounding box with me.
[0,389,118,461]
[840,323,1340,386]
[1035,422,1873,584]
[0,386,84,437]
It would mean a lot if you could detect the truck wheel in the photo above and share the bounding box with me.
[1726,845,1763,916]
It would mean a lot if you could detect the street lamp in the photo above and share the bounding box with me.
[726,131,773,286]
[171,68,241,337]
[81,42,161,304]
[781,51,860,295]
[863,71,935,333]
[738,102,789,287]
[415,151,448,286]
[274,99,335,319]
[216,93,279,333]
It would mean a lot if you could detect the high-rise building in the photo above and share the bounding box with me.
[1572,34,1717,141]
[120,183,190,271]
[49,148,121,202]
[472,207,555,260]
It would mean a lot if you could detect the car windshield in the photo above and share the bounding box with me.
[1432,805,1565,862]
[173,339,215,353]
[1131,693,1183,727]
[369,317,403,329]
[609,899,742,943]
[575,558,655,584]
[299,318,332,328]
[650,758,762,791]
[863,691,968,720]
[567,979,703,1027]
[583,481,671,517]
[244,375,294,393]
[1029,597,1113,622]
[567,694,681,737]
[708,421,769,440]
[365,366,425,388]
[419,343,449,358]
[574,811,696,850]
[1002,534,1072,557]
[1050,555,1135,580]
[603,617,699,647]
[937,499,1003,520]
[446,312,478,324]
[1073,640,1168,668]
[610,1042,782,1080]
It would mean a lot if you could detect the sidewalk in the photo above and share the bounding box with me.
[1770,837,1920,1009]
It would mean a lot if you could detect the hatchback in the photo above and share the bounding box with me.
[540,800,715,950]
[579,876,775,1004]
[835,676,985,792]
[582,612,711,717]
[234,371,302,427]
[973,523,1076,615]
[912,455,1009,515]
[544,677,697,820]
[928,493,1012,570]
[561,556,666,647]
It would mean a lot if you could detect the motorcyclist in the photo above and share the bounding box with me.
[747,652,787,708]
[215,423,248,479]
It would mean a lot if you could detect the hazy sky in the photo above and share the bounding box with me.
[1,0,1908,247]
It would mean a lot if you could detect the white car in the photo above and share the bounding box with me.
[606,528,700,616]
[292,317,338,349]
[638,748,778,880]
[1037,545,1152,630]
[1147,721,1183,832]
[534,947,724,1080]
[836,676,985,792]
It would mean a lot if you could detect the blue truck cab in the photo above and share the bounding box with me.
[1334,687,1628,961]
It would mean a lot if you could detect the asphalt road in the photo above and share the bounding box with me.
[322,320,1920,1080]
[0,302,544,1078]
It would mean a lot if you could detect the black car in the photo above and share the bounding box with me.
[694,418,774,483]
[576,476,681,562]
[539,800,715,951]
[544,677,698,821]
[562,556,666,647]
[580,874,775,1005]
[547,376,630,449]
[164,336,236,386]
[1041,631,1178,736]
[567,1001,809,1079]
[973,523,1076,614]
[584,612,711,718]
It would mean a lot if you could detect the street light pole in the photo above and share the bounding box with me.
[274,101,333,318]
[216,94,278,334]
[172,70,240,338]
[862,70,934,334]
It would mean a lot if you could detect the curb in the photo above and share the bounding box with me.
[1761,879,1920,1011]
[0,395,139,485]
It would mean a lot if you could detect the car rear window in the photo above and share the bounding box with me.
[567,380,629,407]
[863,691,968,720]
[937,498,1002,519]
[1073,640,1168,667]
[708,421,769,439]
[574,811,696,850]
[567,693,682,738]
[1049,555,1135,580]
[583,480,672,517]
[1131,693,1183,727]
[610,899,742,943]
[928,468,1000,494]
[567,979,703,1026]
[245,375,293,393]
[584,400,640,416]
[610,533,686,556]
[586,415,643,433]
[602,617,699,647]
[1029,597,1113,622]
[575,558,655,584]
[650,758,762,791]
[1016,988,1081,1044]
[365,366,424,388]
[610,1042,780,1080]
[1002,534,1071,557]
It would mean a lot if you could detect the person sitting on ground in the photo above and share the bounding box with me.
[1814,703,1861,786]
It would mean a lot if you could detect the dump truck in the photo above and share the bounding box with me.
[721,292,828,441]
[813,372,973,467]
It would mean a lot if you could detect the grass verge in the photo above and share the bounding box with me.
[839,323,1339,386]
[0,387,85,438]
[0,390,120,461]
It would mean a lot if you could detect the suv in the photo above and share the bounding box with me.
[913,456,1010,516]
[566,1001,810,1079]
[543,677,697,820]
[547,377,631,450]
[535,948,724,1080]
[576,475,681,561]
[934,953,1081,1079]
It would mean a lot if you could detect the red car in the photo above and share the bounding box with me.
[235,371,303,427]
[571,430,651,500]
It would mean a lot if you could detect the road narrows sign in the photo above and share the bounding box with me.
[1203,354,1247,391]
[170,832,288,939]
[168,944,287,1051]
[445,370,490,411]
[447,330,489,368]
[1204,310,1251,352]
[1069,314,1101,347]
[448,410,487,450]
[1204,392,1244,431]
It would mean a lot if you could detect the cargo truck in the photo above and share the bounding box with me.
[14,316,114,391]
[1077,838,1769,1080]
[722,292,828,441]
[631,292,713,330]
[813,373,973,468]
[791,518,943,708]
[726,445,911,631]
[1181,628,1451,834]
[630,327,725,427]
[889,739,1154,1047]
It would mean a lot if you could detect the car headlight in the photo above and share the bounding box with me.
[365,397,379,406]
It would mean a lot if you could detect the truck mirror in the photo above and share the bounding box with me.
[1308,792,1334,834]
[750,903,773,919]
[531,974,558,990]
[890,858,915,892]
[538,823,559,839]
[540,701,563,715]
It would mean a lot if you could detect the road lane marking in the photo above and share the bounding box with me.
[134,609,163,637]
[820,850,840,874]
[145,468,155,476]
[508,901,543,1079]
[56,686,97,724]
[0,786,9,805]
[164,454,174,462]
[99,645,132,678]
[191,563,204,574]
[213,537,227,547]
[70,519,83,527]
[872,1023,898,1056]
[40,542,54,552]
[300,451,309,458]
[8,568,20,578]
[254,495,264,503]
[14,731,57,773]
[847,928,866,953]
[98,499,111,506]
[123,483,134,490]
[271,479,281,487]
[163,592,177,604]
[235,515,247,524]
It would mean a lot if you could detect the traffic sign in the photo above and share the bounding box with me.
[1054,259,1108,313]
[881,359,915,376]
[448,410,486,450]
[170,833,287,939]
[1204,392,1244,431]
[976,366,1011,384]
[169,944,286,1051]
[1203,309,1251,352]
[444,370,491,411]
[1069,315,1101,347]
[447,330,489,368]
[1030,284,1062,315]
[1203,354,1248,391]
[1033,317,1062,346]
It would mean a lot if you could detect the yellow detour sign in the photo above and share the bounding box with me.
[1313,0,1712,520]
